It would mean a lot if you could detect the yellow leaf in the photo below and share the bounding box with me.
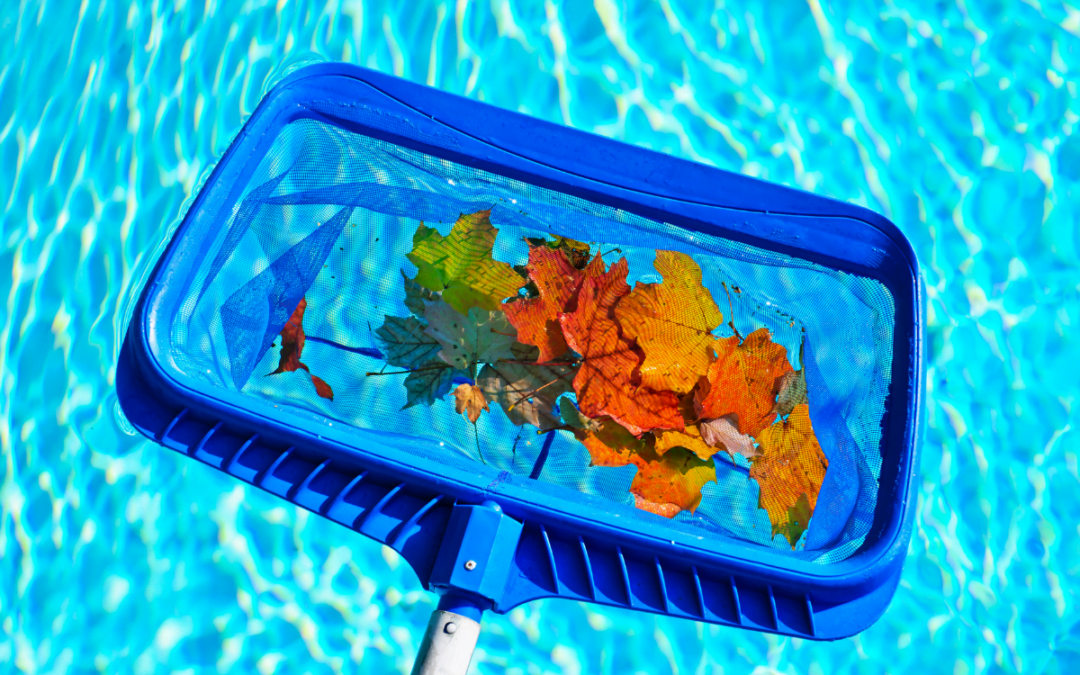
[615,251,724,393]
[654,425,719,461]
[407,209,526,315]
[750,404,828,548]
[630,445,716,515]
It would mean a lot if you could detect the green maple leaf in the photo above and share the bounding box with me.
[422,299,518,372]
[402,363,461,409]
[375,315,441,368]
[406,209,526,315]
[477,343,575,430]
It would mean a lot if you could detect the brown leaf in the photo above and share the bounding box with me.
[453,383,490,423]
[559,257,684,436]
[750,404,828,548]
[270,297,334,400]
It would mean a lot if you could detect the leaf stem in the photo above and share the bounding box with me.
[365,364,451,376]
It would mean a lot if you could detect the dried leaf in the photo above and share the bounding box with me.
[654,425,720,462]
[750,404,828,548]
[270,297,334,400]
[629,446,716,515]
[503,246,602,363]
[423,300,518,371]
[407,209,526,315]
[615,251,724,393]
[374,315,441,368]
[695,328,793,437]
[699,415,758,459]
[575,415,652,468]
[559,258,684,436]
[773,368,808,418]
[476,343,575,430]
[453,383,490,423]
[402,270,438,318]
[633,494,682,518]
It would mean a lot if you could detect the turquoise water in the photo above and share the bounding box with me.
[2,0,1079,672]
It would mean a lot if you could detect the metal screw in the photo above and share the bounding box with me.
[444,622,458,634]
[464,560,477,571]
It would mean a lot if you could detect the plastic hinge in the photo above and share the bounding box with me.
[430,501,523,605]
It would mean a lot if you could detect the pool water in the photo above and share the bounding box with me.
[2,1,1079,673]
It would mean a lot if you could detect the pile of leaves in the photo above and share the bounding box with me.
[277,209,829,548]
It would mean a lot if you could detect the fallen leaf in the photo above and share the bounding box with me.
[750,404,828,548]
[407,209,526,315]
[559,257,684,436]
[629,445,716,515]
[401,270,438,317]
[402,363,459,409]
[695,328,793,437]
[477,343,575,430]
[270,297,334,400]
[773,368,808,418]
[633,494,682,518]
[615,251,724,393]
[423,300,518,372]
[654,425,720,462]
[503,245,602,363]
[453,383,490,423]
[374,315,441,368]
[699,415,759,459]
[575,415,652,468]
[526,234,593,269]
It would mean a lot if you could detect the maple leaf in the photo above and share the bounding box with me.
[559,258,684,436]
[422,300,518,372]
[750,404,828,548]
[476,343,575,430]
[615,251,724,394]
[401,270,438,318]
[654,425,720,462]
[503,245,603,363]
[629,445,716,516]
[374,315,441,368]
[526,234,593,269]
[699,415,759,459]
[402,364,459,409]
[695,327,794,437]
[269,297,334,400]
[406,209,526,315]
[453,383,490,423]
[574,414,652,468]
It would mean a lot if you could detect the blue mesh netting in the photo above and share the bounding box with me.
[167,116,895,563]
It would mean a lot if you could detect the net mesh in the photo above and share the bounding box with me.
[168,116,895,563]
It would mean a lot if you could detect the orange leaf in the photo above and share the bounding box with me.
[503,245,603,363]
[615,251,723,393]
[633,494,682,518]
[695,328,793,437]
[453,383,490,423]
[559,258,684,436]
[750,404,828,548]
[629,445,716,516]
[270,297,334,400]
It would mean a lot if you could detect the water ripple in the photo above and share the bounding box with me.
[2,0,1080,673]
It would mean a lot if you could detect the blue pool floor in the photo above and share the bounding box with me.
[2,1,1080,673]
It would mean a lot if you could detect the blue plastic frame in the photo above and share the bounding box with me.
[117,63,924,640]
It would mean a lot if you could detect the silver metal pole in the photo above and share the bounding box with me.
[410,609,482,675]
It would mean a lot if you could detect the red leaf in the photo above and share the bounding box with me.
[270,297,334,401]
[558,258,683,436]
